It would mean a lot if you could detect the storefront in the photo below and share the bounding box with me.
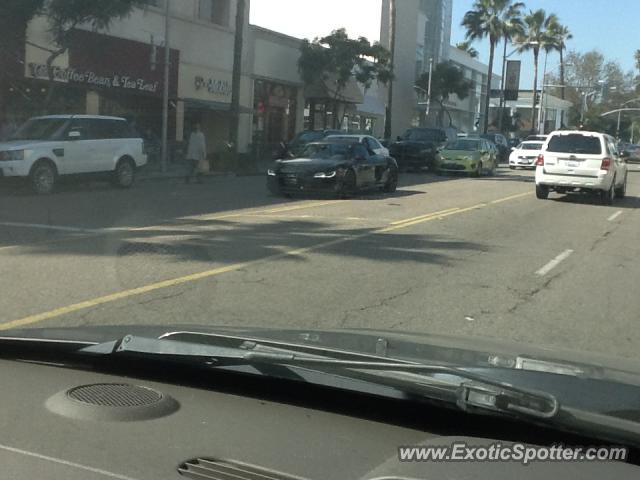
[22,29,180,146]
[252,79,298,156]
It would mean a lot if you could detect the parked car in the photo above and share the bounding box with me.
[325,134,389,156]
[435,137,497,176]
[526,134,548,142]
[509,140,545,169]
[267,140,398,197]
[472,133,510,163]
[507,137,522,149]
[0,115,147,194]
[286,129,342,157]
[535,130,628,204]
[388,128,447,172]
[619,143,640,164]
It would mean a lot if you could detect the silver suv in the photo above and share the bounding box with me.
[0,115,147,194]
[535,130,628,205]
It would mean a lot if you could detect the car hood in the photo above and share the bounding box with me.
[440,149,478,158]
[3,324,640,385]
[0,140,49,150]
[275,157,352,173]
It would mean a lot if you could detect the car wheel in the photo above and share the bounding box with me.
[30,161,57,195]
[536,185,549,200]
[472,162,482,177]
[615,174,627,199]
[509,165,516,170]
[382,168,398,193]
[337,169,356,198]
[113,158,136,188]
[600,182,615,205]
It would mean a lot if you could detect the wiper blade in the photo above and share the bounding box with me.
[80,335,559,420]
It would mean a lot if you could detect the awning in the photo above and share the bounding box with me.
[181,98,254,114]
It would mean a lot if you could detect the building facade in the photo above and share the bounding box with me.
[380,0,453,138]
[489,91,573,135]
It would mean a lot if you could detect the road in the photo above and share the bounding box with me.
[1,165,639,360]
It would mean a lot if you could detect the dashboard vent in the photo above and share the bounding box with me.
[178,458,309,480]
[67,383,163,407]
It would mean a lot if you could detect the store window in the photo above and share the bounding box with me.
[199,0,230,26]
[252,80,298,155]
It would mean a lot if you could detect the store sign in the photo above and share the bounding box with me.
[27,63,160,93]
[194,76,231,97]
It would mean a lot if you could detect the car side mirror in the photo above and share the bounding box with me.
[67,130,82,140]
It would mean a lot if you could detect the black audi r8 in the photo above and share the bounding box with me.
[267,140,399,198]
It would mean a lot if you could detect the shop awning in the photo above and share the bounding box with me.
[182,98,254,114]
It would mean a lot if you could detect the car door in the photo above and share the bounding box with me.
[607,137,627,187]
[351,144,375,187]
[62,118,105,174]
[366,136,389,156]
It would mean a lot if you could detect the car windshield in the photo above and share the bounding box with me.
[445,139,481,151]
[9,118,68,141]
[2,0,640,455]
[301,142,354,159]
[402,129,442,141]
[520,142,544,150]
[547,135,602,154]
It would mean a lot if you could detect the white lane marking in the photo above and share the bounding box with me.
[607,210,623,222]
[535,249,574,276]
[0,443,140,480]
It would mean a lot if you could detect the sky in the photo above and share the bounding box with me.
[250,0,640,89]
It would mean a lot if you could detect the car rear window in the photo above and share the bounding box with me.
[547,135,602,154]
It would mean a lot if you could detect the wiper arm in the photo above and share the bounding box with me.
[80,335,559,420]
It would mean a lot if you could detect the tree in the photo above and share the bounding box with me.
[417,62,474,127]
[462,0,521,134]
[229,0,245,156]
[298,28,393,129]
[384,0,396,139]
[455,41,479,59]
[516,9,559,132]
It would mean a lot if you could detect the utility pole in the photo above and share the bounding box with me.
[498,37,508,133]
[426,57,433,117]
[160,0,171,173]
[384,0,396,140]
[229,0,246,159]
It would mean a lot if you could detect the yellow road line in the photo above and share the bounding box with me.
[0,191,530,331]
[389,207,460,225]
[489,192,530,204]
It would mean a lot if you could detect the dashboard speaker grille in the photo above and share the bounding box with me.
[66,383,163,407]
[178,458,309,480]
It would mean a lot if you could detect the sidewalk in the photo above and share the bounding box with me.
[137,159,271,181]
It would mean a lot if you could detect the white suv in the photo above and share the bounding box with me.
[535,130,628,205]
[0,115,147,194]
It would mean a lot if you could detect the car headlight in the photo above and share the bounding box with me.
[267,169,277,176]
[0,150,24,161]
[313,171,337,179]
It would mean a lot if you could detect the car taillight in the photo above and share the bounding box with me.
[536,154,544,166]
[601,157,611,170]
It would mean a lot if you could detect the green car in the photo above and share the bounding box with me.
[436,138,497,176]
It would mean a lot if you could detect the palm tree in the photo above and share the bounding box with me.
[516,9,559,132]
[497,2,524,132]
[462,0,520,134]
[547,21,572,126]
[455,41,479,58]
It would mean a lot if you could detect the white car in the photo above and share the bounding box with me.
[0,115,147,194]
[509,140,544,169]
[535,130,628,204]
[325,134,390,156]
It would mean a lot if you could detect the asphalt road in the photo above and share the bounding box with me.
[1,164,639,360]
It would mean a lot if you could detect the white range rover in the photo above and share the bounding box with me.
[0,115,147,194]
[535,130,628,205]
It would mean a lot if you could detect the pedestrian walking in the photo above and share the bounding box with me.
[185,122,207,184]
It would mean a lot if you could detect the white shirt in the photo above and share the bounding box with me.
[186,131,207,161]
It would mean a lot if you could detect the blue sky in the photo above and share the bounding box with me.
[251,0,640,89]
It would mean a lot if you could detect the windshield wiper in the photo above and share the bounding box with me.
[79,334,559,420]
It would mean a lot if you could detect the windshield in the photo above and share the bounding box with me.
[9,118,68,141]
[301,142,355,159]
[2,0,640,452]
[445,139,481,151]
[519,142,544,150]
[547,135,602,154]
[402,129,443,141]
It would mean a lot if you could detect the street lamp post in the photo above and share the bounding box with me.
[160,0,171,173]
[498,41,538,133]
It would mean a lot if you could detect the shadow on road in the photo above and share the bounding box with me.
[551,193,640,209]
